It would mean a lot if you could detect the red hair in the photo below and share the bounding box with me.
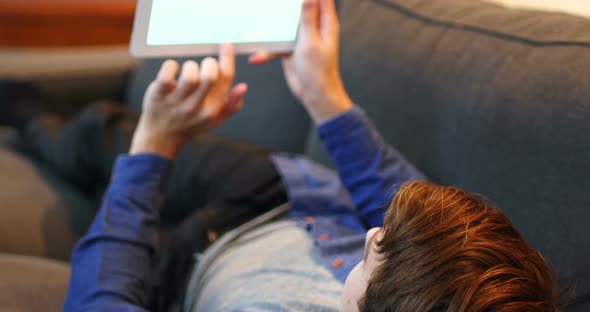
[360,181,559,311]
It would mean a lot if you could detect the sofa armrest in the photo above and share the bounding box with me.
[0,46,138,115]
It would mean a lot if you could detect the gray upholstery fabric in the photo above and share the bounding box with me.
[307,0,590,309]
[0,254,70,312]
[0,136,94,261]
[126,56,311,154]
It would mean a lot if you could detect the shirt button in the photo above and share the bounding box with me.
[207,231,219,243]
[318,234,330,241]
[332,258,344,269]
[303,217,315,224]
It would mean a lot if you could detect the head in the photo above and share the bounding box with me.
[342,181,559,311]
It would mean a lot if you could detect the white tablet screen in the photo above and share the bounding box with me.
[147,0,303,46]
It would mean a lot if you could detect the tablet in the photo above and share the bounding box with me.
[131,0,303,58]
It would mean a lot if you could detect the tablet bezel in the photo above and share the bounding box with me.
[130,0,299,58]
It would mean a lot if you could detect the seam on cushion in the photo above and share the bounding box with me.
[372,0,590,47]
[562,291,590,308]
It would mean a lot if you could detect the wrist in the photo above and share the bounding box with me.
[130,128,182,160]
[304,88,354,124]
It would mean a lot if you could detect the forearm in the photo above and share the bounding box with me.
[64,155,172,311]
[318,107,426,227]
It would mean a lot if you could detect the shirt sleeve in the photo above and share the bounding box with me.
[317,107,427,227]
[64,154,172,312]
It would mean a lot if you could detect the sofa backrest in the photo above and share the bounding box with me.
[306,0,590,309]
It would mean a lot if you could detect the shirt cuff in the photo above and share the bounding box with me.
[111,154,173,193]
[317,106,362,136]
[317,106,380,163]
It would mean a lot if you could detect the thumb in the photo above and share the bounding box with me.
[299,0,320,42]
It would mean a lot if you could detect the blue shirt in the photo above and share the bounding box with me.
[64,107,425,311]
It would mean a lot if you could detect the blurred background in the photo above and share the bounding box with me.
[0,0,138,115]
[491,0,590,16]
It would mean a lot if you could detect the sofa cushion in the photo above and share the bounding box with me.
[126,56,311,154]
[307,0,590,309]
[0,133,95,261]
[0,254,70,312]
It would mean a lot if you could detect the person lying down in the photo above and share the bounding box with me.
[63,0,559,311]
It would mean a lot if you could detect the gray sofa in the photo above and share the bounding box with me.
[1,0,589,310]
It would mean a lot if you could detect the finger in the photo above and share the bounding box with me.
[248,51,291,65]
[299,0,321,43]
[200,57,220,88]
[184,57,220,111]
[231,99,245,113]
[319,0,339,41]
[219,43,236,83]
[211,83,249,127]
[157,59,179,81]
[224,83,248,112]
[173,60,201,101]
[153,60,179,96]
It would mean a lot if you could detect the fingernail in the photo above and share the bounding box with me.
[239,83,249,93]
[304,0,315,10]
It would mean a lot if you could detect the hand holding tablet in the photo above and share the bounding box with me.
[249,0,354,124]
[131,0,304,57]
[132,0,353,126]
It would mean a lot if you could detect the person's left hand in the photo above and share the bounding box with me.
[131,43,248,159]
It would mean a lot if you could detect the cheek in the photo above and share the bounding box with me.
[341,261,364,312]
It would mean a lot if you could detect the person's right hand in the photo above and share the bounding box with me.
[249,0,353,124]
[131,44,248,160]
